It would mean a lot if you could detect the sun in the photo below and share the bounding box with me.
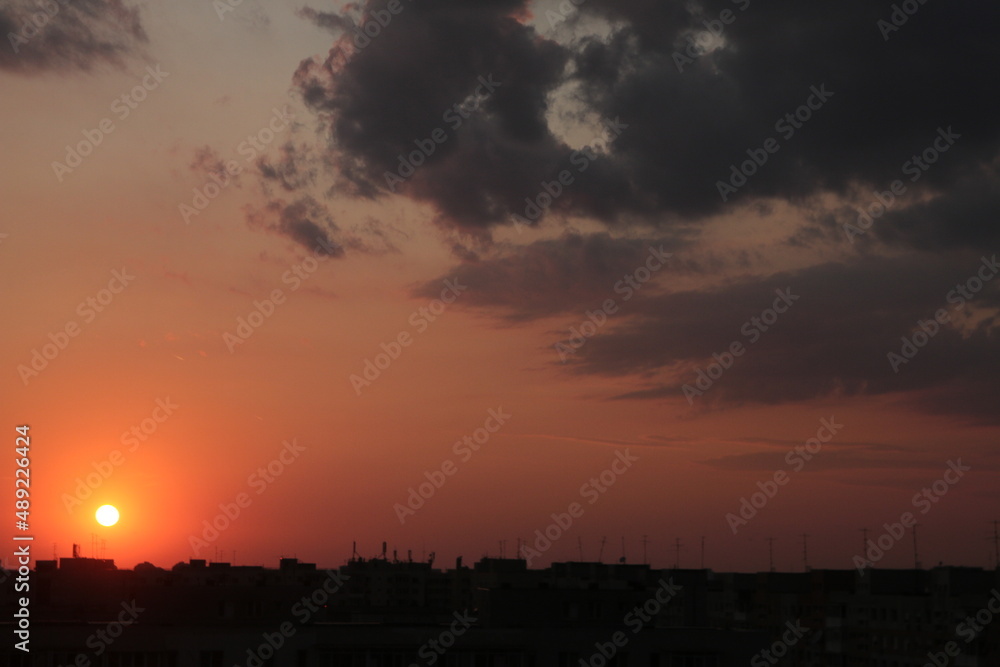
[95,504,120,527]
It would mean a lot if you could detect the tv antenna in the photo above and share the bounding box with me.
[859,528,872,569]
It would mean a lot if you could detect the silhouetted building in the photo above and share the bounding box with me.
[3,555,998,666]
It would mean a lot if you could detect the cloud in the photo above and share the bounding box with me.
[276,0,1000,426]
[864,168,1000,251]
[562,254,1000,423]
[257,142,321,193]
[411,232,690,321]
[295,0,577,232]
[245,196,345,258]
[1,0,147,73]
[282,0,1000,248]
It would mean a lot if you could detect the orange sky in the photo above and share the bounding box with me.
[3,0,999,574]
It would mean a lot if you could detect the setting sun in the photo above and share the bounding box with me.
[96,505,120,527]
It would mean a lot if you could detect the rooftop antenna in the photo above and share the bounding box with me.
[352,541,359,561]
[427,551,435,567]
[800,534,810,571]
[641,535,649,565]
[598,537,607,563]
[382,541,387,560]
[767,537,776,572]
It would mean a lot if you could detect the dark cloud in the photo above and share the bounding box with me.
[279,0,1000,424]
[286,0,999,248]
[574,0,1000,229]
[565,254,1000,424]
[297,6,356,35]
[411,232,691,321]
[416,232,1000,423]
[257,142,321,193]
[1,0,146,73]
[294,0,603,231]
[189,146,247,190]
[864,168,1000,251]
[245,196,344,258]
[246,195,404,257]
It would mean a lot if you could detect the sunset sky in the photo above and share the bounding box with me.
[3,0,999,573]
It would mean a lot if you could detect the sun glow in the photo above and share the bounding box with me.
[96,504,119,527]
